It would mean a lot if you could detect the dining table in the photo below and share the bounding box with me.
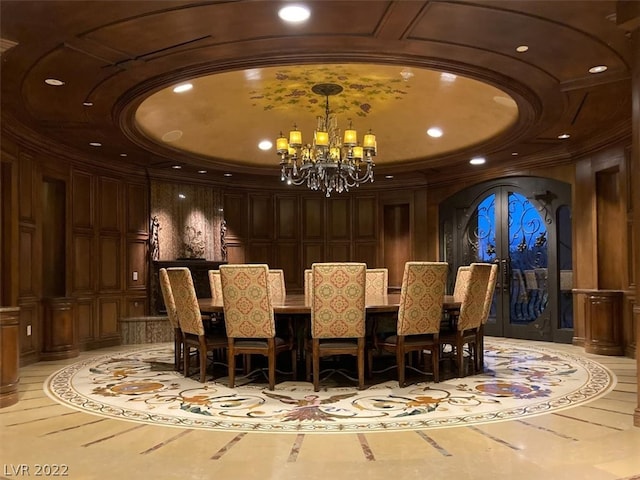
[198,293,460,316]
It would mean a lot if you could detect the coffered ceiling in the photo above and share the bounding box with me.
[0,1,636,187]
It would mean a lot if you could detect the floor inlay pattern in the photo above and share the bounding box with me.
[44,339,615,433]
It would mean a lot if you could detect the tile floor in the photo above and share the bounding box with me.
[1,339,638,480]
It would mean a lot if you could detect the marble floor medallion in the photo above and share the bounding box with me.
[44,339,615,433]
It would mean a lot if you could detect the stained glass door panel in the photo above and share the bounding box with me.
[447,179,573,342]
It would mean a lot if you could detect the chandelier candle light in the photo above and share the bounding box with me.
[276,83,376,197]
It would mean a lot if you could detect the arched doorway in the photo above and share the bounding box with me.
[440,177,573,343]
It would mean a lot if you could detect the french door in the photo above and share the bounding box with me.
[440,177,573,343]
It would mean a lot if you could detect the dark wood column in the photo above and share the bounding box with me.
[617,1,640,427]
[0,307,20,407]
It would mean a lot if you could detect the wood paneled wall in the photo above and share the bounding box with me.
[0,137,150,364]
[573,144,636,358]
[222,189,424,292]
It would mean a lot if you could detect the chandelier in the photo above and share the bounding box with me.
[276,83,376,197]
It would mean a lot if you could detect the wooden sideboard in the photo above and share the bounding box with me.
[151,260,226,314]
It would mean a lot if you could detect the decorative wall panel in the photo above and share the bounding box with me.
[18,152,34,223]
[18,227,35,297]
[302,197,323,239]
[99,297,119,338]
[127,183,148,234]
[17,301,38,358]
[355,196,376,239]
[276,195,298,239]
[127,240,147,290]
[151,181,223,261]
[72,171,93,229]
[99,177,121,232]
[249,194,272,239]
[76,298,94,342]
[223,193,247,240]
[99,236,120,290]
[72,234,93,292]
[327,197,350,240]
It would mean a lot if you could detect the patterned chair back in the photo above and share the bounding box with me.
[304,269,313,303]
[220,264,275,338]
[311,263,366,339]
[457,263,492,332]
[166,267,205,336]
[397,262,449,336]
[481,264,499,325]
[452,266,471,303]
[159,268,180,330]
[365,268,388,302]
[208,270,223,301]
[268,269,286,301]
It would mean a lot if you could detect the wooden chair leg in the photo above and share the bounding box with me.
[228,340,235,388]
[268,339,276,391]
[198,336,207,383]
[174,329,182,372]
[357,337,365,390]
[183,344,190,378]
[312,339,320,392]
[305,349,312,382]
[397,337,405,388]
[456,336,464,377]
[290,349,298,380]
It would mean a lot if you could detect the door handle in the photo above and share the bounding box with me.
[501,258,510,293]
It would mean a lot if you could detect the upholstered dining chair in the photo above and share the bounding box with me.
[365,268,388,301]
[453,265,471,302]
[304,269,313,303]
[476,263,498,372]
[159,268,183,372]
[220,264,296,390]
[268,269,286,302]
[166,267,227,383]
[440,263,492,378]
[307,262,367,392]
[370,262,449,386]
[208,270,223,301]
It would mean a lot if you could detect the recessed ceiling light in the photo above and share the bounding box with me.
[588,65,608,74]
[258,140,273,150]
[172,83,193,93]
[197,170,207,174]
[400,68,414,81]
[511,152,519,156]
[172,165,182,169]
[278,5,310,22]
[162,130,183,142]
[470,157,486,165]
[44,78,65,86]
[558,133,571,139]
[427,127,443,138]
[223,173,233,177]
[89,142,102,147]
[83,101,93,107]
[385,175,394,179]
[439,72,457,83]
[516,45,529,53]
[119,153,128,157]
[244,69,262,81]
[178,193,186,199]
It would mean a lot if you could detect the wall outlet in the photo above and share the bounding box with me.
[26,325,32,336]
[132,271,138,281]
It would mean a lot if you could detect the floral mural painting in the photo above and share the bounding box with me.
[249,65,411,118]
[182,225,205,259]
